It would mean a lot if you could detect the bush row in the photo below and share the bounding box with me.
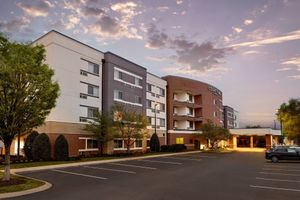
[24,132,69,161]
[160,144,187,152]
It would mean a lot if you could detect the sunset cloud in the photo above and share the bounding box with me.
[243,19,253,25]
[17,0,54,17]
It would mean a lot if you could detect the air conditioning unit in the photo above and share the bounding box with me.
[80,94,87,99]
[80,70,88,76]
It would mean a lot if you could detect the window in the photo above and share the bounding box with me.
[159,88,165,96]
[135,96,142,104]
[147,84,152,92]
[287,148,297,153]
[87,139,98,149]
[214,111,217,117]
[87,85,99,97]
[114,90,123,100]
[160,119,165,127]
[159,103,165,112]
[135,77,142,86]
[188,107,193,115]
[147,117,152,125]
[189,121,193,129]
[114,140,123,149]
[176,137,184,144]
[88,107,98,118]
[88,62,99,75]
[146,100,152,108]
[188,94,193,102]
[146,140,150,147]
[135,140,142,148]
[114,70,123,80]
[213,99,216,105]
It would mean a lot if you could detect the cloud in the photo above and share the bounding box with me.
[17,0,54,17]
[176,0,183,5]
[232,27,243,33]
[157,6,169,12]
[244,19,253,25]
[0,17,30,32]
[288,75,300,80]
[146,24,230,73]
[111,1,137,15]
[276,67,292,71]
[82,6,105,17]
[231,29,300,47]
[242,50,259,55]
[281,56,300,71]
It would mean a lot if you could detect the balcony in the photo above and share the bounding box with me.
[173,100,202,108]
[173,114,203,121]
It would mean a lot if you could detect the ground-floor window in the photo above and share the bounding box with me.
[176,137,184,144]
[135,139,142,148]
[79,137,98,152]
[114,139,124,149]
[146,139,150,148]
[87,139,98,149]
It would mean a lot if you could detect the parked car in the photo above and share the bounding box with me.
[265,146,300,162]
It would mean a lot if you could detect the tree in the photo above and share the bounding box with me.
[0,34,59,180]
[111,104,148,153]
[150,133,160,152]
[84,111,114,156]
[24,131,39,160]
[32,133,51,161]
[201,120,231,149]
[277,98,300,143]
[54,135,69,161]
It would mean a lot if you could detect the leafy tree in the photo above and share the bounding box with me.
[84,111,114,156]
[150,133,160,152]
[0,33,59,180]
[54,135,69,161]
[201,120,231,149]
[32,133,51,161]
[24,131,39,160]
[277,98,300,143]
[111,104,148,153]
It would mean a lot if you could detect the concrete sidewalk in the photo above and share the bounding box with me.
[12,151,202,173]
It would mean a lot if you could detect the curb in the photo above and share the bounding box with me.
[0,173,52,199]
[12,151,202,173]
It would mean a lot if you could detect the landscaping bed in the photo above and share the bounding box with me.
[0,173,44,194]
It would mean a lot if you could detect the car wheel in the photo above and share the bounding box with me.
[271,156,278,163]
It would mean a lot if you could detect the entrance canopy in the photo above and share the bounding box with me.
[229,128,281,136]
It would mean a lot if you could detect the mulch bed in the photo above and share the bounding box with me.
[0,178,26,187]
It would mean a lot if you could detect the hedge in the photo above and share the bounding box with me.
[160,144,187,152]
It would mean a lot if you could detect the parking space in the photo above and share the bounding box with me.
[250,160,300,199]
[11,152,299,200]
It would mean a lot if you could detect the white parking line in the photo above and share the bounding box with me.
[164,157,201,161]
[180,155,217,159]
[256,177,300,183]
[138,159,182,165]
[259,172,300,176]
[84,166,136,174]
[107,163,157,170]
[250,185,300,192]
[264,165,300,169]
[262,168,300,172]
[52,169,107,180]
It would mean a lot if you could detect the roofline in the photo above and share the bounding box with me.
[162,75,222,92]
[32,30,104,54]
[104,51,147,70]
[147,71,167,81]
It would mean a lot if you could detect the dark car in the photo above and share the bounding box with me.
[265,146,300,162]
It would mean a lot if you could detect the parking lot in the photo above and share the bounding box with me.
[10,152,300,200]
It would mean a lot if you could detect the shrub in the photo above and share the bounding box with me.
[24,131,39,160]
[160,144,187,152]
[32,133,51,161]
[150,133,160,152]
[54,135,69,161]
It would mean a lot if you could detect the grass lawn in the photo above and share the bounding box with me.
[0,172,44,194]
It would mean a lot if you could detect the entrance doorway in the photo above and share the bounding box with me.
[237,136,250,147]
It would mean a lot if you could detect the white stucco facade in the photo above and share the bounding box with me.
[33,31,104,123]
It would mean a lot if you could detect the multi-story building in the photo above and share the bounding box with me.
[163,76,223,149]
[146,73,167,145]
[223,106,239,129]
[33,30,104,156]
[102,52,148,153]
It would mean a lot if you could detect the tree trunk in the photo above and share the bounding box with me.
[17,132,20,160]
[3,144,11,181]
[126,139,130,154]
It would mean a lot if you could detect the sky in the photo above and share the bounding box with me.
[0,0,299,128]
